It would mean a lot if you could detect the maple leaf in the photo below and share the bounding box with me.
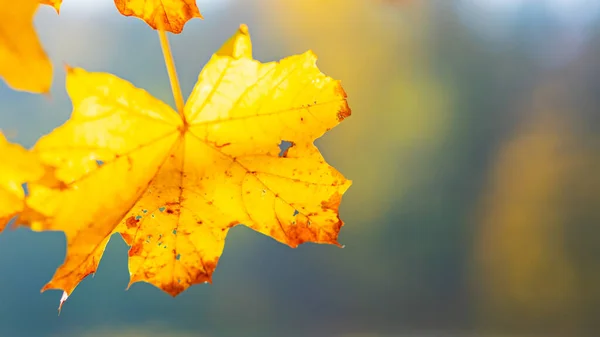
[0,0,58,93]
[114,0,202,34]
[21,25,351,303]
[0,133,45,231]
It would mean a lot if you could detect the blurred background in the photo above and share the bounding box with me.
[1,0,600,336]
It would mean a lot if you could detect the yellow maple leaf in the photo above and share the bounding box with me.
[0,0,58,93]
[0,133,45,231]
[114,0,202,34]
[22,25,351,303]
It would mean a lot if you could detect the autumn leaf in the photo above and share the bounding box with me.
[114,0,202,34]
[40,0,62,13]
[21,24,351,304]
[0,133,45,231]
[0,0,58,93]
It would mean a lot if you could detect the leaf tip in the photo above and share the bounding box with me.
[125,278,135,291]
[305,49,318,61]
[41,89,53,101]
[63,63,75,74]
[216,24,253,59]
[57,291,68,315]
[41,0,62,14]
[238,24,249,35]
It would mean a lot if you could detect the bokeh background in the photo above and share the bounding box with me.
[1,0,600,336]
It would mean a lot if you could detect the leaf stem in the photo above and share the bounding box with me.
[158,29,185,119]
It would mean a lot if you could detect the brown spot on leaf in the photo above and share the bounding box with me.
[334,82,348,99]
[321,192,343,212]
[81,268,96,280]
[337,103,351,122]
[127,156,134,171]
[333,83,351,122]
[162,281,186,297]
[199,258,218,277]
[120,232,133,244]
[278,221,319,248]
[143,269,156,281]
[125,216,139,228]
[129,242,143,257]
